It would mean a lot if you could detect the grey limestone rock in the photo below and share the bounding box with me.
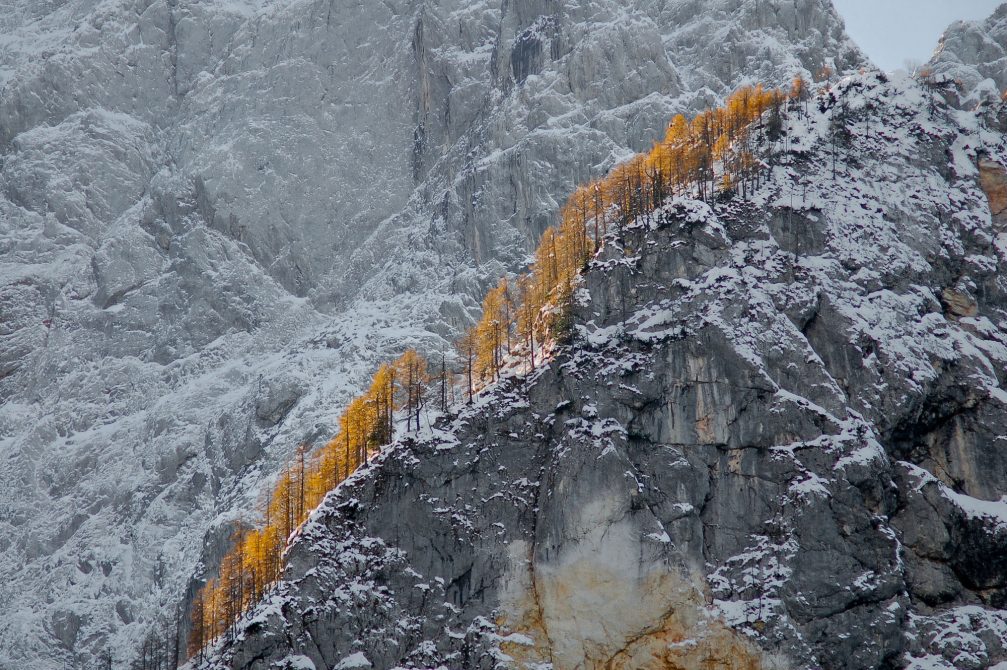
[196,73,1007,670]
[929,3,1007,107]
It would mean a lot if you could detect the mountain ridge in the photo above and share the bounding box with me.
[191,71,1007,670]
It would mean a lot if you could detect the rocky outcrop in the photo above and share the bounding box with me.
[941,286,979,318]
[930,4,1007,106]
[195,73,1007,670]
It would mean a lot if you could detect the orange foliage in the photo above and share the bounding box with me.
[460,84,783,386]
[188,350,429,657]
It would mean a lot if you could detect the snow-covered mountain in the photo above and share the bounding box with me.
[0,0,864,667]
[929,3,1007,107]
[195,71,1007,670]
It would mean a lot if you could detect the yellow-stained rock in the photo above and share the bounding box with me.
[496,494,771,670]
[941,288,979,318]
[979,159,1007,225]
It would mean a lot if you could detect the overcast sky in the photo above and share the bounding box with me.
[832,0,1004,71]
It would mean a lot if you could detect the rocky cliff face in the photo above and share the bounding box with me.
[193,73,1007,670]
[930,3,1007,107]
[0,1,864,667]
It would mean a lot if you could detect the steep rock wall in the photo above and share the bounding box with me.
[0,1,866,665]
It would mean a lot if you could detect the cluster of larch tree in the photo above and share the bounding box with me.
[186,349,437,659]
[186,80,800,662]
[133,613,181,670]
[457,83,797,387]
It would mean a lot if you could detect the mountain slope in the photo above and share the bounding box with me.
[193,72,1007,670]
[0,0,864,666]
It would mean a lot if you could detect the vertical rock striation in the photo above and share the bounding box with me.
[0,1,865,665]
